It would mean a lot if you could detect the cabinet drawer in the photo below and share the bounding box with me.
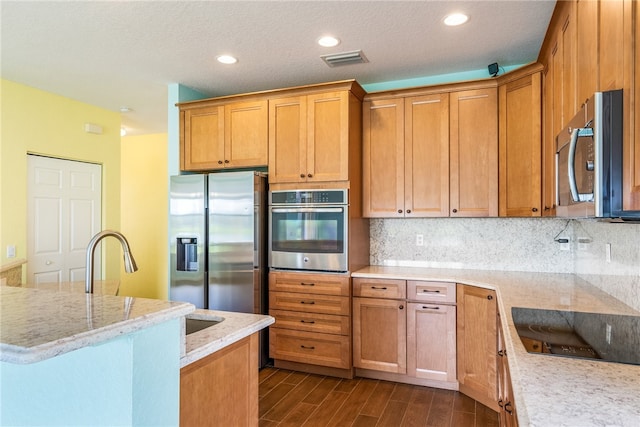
[269,292,350,315]
[270,309,350,336]
[353,278,406,299]
[407,281,456,304]
[269,272,350,296]
[269,328,351,369]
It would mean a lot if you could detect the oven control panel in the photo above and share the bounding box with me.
[270,189,347,205]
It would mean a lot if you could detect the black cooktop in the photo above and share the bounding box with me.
[512,307,640,366]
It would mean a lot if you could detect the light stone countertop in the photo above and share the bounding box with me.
[15,280,120,295]
[352,266,640,427]
[180,308,274,368]
[0,286,195,364]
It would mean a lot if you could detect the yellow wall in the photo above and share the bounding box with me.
[119,133,169,299]
[0,79,122,281]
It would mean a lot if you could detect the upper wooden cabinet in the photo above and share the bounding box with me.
[498,65,543,217]
[268,83,364,185]
[363,84,497,218]
[539,0,640,212]
[363,94,449,217]
[450,88,498,217]
[180,100,268,171]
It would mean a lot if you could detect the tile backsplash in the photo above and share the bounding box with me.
[369,218,640,311]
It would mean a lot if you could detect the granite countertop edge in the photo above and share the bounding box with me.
[181,309,274,368]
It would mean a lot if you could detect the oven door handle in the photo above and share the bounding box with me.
[270,207,344,214]
[567,126,594,202]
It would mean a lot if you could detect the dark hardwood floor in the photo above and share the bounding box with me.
[259,367,499,427]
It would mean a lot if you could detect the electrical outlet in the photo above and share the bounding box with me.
[559,239,570,251]
[577,237,590,251]
[6,245,16,258]
[416,234,424,246]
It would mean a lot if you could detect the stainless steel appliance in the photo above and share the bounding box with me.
[169,171,268,367]
[269,189,348,272]
[556,89,640,220]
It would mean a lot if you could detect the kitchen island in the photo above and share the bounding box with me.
[0,286,273,426]
[353,266,640,427]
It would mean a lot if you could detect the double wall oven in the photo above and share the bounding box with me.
[269,189,348,273]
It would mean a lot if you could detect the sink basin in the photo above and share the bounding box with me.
[185,317,223,335]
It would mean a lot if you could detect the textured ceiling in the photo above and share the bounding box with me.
[1,1,556,135]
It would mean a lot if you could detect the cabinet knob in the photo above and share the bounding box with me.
[544,206,550,211]
[504,402,513,415]
[307,173,313,178]
[218,160,223,165]
[399,304,404,310]
[397,209,403,214]
[224,160,230,164]
[452,209,458,213]
[532,207,538,212]
[300,174,305,178]
[406,209,411,214]
[498,349,505,357]
[487,295,493,300]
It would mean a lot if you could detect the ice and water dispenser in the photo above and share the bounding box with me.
[177,237,199,271]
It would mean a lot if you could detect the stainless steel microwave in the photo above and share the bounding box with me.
[556,90,640,220]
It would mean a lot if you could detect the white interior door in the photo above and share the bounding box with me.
[27,155,102,284]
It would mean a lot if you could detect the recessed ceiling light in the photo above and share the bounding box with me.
[216,55,238,65]
[444,13,469,26]
[318,36,340,48]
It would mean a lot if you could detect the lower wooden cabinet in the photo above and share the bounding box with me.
[352,296,407,373]
[456,284,500,412]
[180,334,258,427]
[268,271,352,377]
[352,278,457,389]
[407,302,457,383]
[498,314,519,426]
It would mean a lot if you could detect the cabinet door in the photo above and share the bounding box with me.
[456,284,499,412]
[577,0,599,102]
[224,100,268,168]
[353,297,406,373]
[407,302,456,383]
[405,93,450,217]
[182,106,225,171]
[450,89,498,217]
[180,334,258,426]
[307,91,351,182]
[499,72,542,217]
[630,0,640,210]
[362,98,404,217]
[268,96,306,184]
[542,61,557,216]
[497,318,518,426]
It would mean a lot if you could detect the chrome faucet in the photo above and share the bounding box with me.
[85,230,138,293]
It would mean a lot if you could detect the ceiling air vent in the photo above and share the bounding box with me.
[320,50,368,67]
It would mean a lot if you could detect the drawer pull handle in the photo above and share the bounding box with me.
[498,350,505,357]
[300,301,315,305]
[422,306,440,310]
[300,320,316,324]
[371,286,387,290]
[498,399,504,408]
[422,289,441,293]
[300,282,315,286]
[300,345,315,350]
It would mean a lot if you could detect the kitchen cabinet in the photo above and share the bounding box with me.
[497,315,519,427]
[450,87,499,217]
[362,93,449,217]
[268,82,364,185]
[498,65,543,217]
[363,84,496,218]
[268,271,353,378]
[179,99,268,171]
[353,278,457,389]
[352,278,407,373]
[456,284,500,412]
[540,0,640,212]
[180,334,258,427]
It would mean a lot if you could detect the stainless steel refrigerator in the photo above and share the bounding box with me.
[169,171,268,367]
